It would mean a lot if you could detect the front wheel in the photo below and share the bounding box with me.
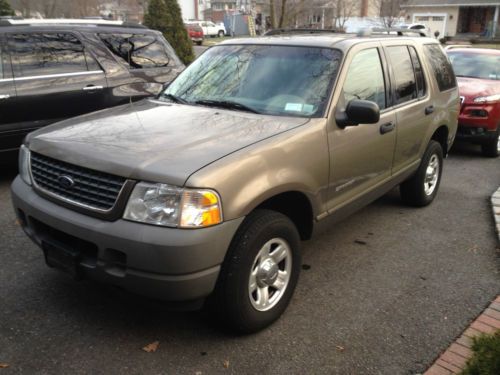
[400,140,443,207]
[218,30,225,37]
[209,209,301,333]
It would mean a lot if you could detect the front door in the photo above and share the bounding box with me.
[327,44,397,211]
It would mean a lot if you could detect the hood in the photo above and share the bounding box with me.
[27,99,309,186]
[457,77,500,103]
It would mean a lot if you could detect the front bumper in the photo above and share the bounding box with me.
[11,176,243,303]
[456,125,498,144]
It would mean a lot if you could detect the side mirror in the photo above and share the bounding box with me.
[335,99,380,128]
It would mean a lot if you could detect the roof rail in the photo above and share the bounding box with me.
[0,18,147,29]
[365,27,427,37]
[264,28,342,36]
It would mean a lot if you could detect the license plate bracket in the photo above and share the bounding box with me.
[43,241,82,279]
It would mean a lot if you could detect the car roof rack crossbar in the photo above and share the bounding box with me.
[360,27,427,37]
[0,18,147,29]
[264,28,342,36]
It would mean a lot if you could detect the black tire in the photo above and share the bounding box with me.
[208,209,301,334]
[400,140,443,207]
[481,129,499,158]
[218,30,225,37]
[196,41,203,46]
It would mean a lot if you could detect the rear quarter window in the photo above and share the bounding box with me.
[0,44,3,78]
[423,44,456,92]
[99,33,180,69]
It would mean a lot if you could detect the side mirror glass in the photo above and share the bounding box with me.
[336,99,380,128]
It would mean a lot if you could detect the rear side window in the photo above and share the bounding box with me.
[343,48,386,110]
[9,33,89,77]
[99,33,172,69]
[409,46,426,98]
[386,46,417,105]
[424,44,456,91]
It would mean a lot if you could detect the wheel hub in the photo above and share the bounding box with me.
[256,259,279,287]
[248,238,292,312]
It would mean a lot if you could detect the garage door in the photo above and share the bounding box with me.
[414,14,447,37]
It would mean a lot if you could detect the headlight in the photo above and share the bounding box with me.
[473,94,500,104]
[18,145,31,186]
[123,182,222,228]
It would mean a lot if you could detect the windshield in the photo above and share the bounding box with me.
[448,51,500,80]
[161,44,342,117]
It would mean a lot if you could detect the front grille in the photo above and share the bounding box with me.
[30,152,126,211]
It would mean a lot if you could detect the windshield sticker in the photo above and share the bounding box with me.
[285,103,303,112]
[302,104,315,114]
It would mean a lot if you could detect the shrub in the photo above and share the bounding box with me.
[144,0,194,65]
[461,330,500,375]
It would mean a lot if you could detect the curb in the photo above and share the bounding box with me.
[424,296,500,375]
[493,187,500,245]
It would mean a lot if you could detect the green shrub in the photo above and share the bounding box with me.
[0,0,15,16]
[144,0,194,65]
[461,330,500,375]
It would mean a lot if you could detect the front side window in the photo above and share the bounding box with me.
[9,33,88,77]
[387,46,417,105]
[163,45,342,117]
[99,33,176,69]
[343,48,386,110]
[424,44,457,91]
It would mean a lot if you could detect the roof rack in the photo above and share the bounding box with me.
[363,27,427,37]
[264,28,342,36]
[0,18,147,29]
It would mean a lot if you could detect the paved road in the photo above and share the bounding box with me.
[0,142,499,374]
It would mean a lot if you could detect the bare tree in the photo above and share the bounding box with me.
[331,0,356,30]
[376,0,402,28]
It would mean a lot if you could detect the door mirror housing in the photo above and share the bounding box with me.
[336,99,380,128]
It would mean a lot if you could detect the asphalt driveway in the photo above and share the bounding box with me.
[0,142,498,374]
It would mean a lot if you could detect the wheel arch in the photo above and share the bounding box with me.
[253,191,315,241]
[431,125,449,156]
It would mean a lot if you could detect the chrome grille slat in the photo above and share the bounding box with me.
[30,152,126,211]
[31,155,123,188]
[31,164,122,195]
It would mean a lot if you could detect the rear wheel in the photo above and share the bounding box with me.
[400,140,443,207]
[209,209,301,333]
[196,41,203,46]
[481,129,499,157]
[218,30,225,37]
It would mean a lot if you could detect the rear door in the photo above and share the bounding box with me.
[7,32,108,130]
[0,33,20,156]
[382,42,432,173]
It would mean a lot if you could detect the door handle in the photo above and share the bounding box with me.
[83,85,103,91]
[0,94,10,100]
[380,122,395,135]
[425,105,435,115]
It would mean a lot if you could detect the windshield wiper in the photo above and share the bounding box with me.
[162,93,189,104]
[195,99,261,114]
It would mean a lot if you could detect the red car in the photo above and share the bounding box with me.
[184,23,204,46]
[447,48,500,157]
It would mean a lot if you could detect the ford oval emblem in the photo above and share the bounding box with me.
[58,175,75,189]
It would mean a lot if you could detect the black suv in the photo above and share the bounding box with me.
[0,18,184,163]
